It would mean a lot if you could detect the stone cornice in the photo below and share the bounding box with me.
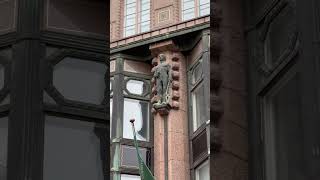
[110,16,210,53]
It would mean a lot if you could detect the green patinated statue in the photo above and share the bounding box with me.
[153,54,172,107]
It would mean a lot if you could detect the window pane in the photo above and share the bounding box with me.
[125,28,136,37]
[53,57,106,105]
[44,116,106,180]
[141,9,149,16]
[182,0,195,21]
[121,174,140,180]
[126,80,145,95]
[126,8,136,15]
[183,10,195,21]
[199,0,210,16]
[141,24,150,32]
[141,13,150,22]
[199,7,210,16]
[183,0,195,10]
[125,14,136,26]
[110,98,113,137]
[192,83,206,131]
[195,161,209,180]
[141,0,150,11]
[140,21,150,32]
[123,98,149,141]
[124,0,137,37]
[121,145,147,168]
[192,62,203,84]
[110,78,113,96]
[0,117,8,180]
[126,0,136,4]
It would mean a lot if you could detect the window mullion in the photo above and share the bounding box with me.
[136,0,140,34]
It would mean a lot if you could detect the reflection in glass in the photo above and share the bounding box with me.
[53,57,106,105]
[126,80,145,95]
[44,116,106,180]
[121,145,147,168]
[192,83,206,131]
[0,117,8,180]
[123,98,149,141]
[121,174,140,180]
[195,160,209,180]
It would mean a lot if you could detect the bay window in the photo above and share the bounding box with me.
[190,59,207,132]
[110,57,152,179]
[187,32,210,180]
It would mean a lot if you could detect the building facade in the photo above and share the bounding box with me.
[110,0,210,180]
[213,0,320,180]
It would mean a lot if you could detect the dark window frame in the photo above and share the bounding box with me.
[110,56,153,178]
[187,31,210,180]
[0,0,109,179]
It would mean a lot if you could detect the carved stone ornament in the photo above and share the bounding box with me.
[152,54,172,110]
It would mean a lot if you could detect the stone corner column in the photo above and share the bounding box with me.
[149,40,190,180]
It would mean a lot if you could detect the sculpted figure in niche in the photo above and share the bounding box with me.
[153,54,172,106]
